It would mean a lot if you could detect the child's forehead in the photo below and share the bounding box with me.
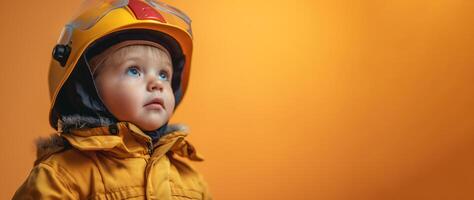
[107,45,173,71]
[89,40,172,74]
[112,45,172,63]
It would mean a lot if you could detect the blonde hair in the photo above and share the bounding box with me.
[88,40,172,78]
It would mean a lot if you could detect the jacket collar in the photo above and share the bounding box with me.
[35,122,204,164]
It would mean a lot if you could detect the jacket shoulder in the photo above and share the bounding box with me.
[30,134,105,199]
[35,133,92,166]
[13,133,86,200]
[35,133,103,177]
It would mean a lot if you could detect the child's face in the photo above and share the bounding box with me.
[93,45,175,131]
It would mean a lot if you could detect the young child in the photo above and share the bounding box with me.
[13,0,211,199]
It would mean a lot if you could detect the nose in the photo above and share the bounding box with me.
[146,75,164,92]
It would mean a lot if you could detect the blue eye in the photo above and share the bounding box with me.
[158,70,170,81]
[126,67,141,77]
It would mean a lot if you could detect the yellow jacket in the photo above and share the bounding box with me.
[13,122,211,200]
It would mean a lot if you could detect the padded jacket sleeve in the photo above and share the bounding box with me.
[12,163,78,200]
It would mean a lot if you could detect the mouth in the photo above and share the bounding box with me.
[144,97,164,109]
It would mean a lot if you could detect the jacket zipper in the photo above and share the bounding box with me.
[144,141,157,199]
[147,142,154,155]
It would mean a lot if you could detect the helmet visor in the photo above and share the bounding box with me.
[57,0,192,45]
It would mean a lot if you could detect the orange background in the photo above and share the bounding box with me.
[1,0,474,199]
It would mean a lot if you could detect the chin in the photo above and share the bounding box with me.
[132,114,170,131]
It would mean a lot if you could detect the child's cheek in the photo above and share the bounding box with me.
[94,73,136,119]
[163,87,176,115]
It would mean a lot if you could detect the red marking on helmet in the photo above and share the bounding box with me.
[128,0,166,23]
